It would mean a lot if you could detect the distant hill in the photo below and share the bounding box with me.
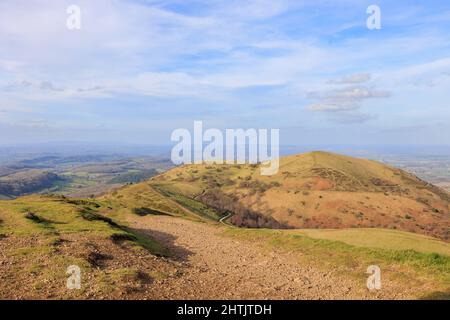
[0,170,64,197]
[108,169,158,184]
[150,151,450,240]
[0,155,174,198]
[0,193,13,200]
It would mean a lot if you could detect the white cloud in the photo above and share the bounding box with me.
[305,71,391,123]
[331,87,391,99]
[0,0,450,141]
[0,59,24,72]
[307,86,391,100]
[327,73,371,84]
[307,101,357,112]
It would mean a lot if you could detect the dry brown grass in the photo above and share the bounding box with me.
[150,151,450,240]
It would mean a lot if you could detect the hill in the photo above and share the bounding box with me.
[0,170,64,197]
[0,155,173,198]
[150,151,450,240]
[1,159,449,299]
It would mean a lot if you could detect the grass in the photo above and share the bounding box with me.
[101,183,189,219]
[0,195,165,256]
[24,211,52,225]
[222,227,450,298]
[149,151,450,240]
[152,184,221,220]
[108,169,158,184]
[1,155,448,299]
[0,193,172,299]
[295,228,450,256]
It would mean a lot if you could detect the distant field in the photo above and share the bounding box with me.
[293,228,450,256]
[0,155,173,198]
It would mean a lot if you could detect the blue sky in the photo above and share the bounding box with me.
[0,0,450,146]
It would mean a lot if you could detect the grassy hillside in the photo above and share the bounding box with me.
[0,167,449,299]
[0,194,174,299]
[151,151,450,240]
[100,182,205,221]
[96,179,450,298]
[1,151,449,299]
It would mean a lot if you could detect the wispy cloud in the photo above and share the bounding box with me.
[0,0,450,143]
[306,73,391,121]
[327,73,371,84]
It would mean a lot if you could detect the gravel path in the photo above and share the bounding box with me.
[129,215,412,299]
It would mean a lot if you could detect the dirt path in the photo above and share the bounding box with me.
[129,215,412,299]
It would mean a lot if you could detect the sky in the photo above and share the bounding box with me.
[0,0,450,146]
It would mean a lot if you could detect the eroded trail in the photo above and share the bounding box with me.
[129,215,412,299]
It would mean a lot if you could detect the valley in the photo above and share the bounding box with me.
[0,153,173,198]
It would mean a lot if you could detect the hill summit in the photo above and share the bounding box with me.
[150,151,450,240]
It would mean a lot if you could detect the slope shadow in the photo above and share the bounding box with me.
[130,227,194,262]
[419,289,450,300]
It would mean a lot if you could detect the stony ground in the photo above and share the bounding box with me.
[131,215,414,299]
[0,213,418,299]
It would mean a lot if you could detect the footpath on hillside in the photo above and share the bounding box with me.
[128,215,413,299]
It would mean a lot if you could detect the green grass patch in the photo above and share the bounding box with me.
[152,184,220,220]
[108,169,158,184]
[0,195,168,257]
[296,228,450,256]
